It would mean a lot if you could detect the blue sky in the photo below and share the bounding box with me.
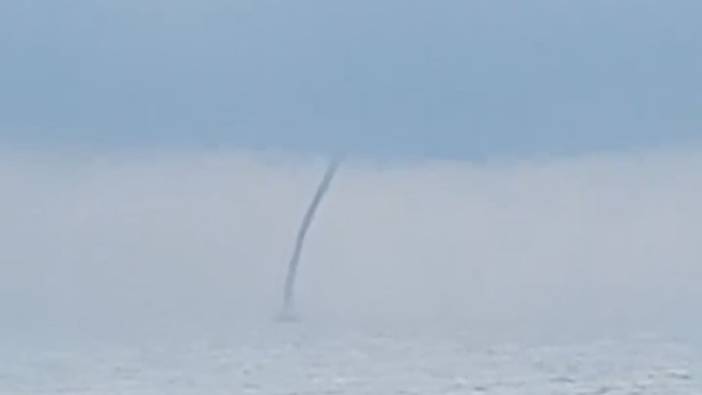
[1,0,700,159]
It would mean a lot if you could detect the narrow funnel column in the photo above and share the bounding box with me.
[280,158,341,320]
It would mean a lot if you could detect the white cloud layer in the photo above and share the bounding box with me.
[1,148,700,343]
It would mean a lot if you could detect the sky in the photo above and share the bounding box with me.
[1,0,700,158]
[1,2,701,345]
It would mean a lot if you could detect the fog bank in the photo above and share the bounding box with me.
[1,148,700,343]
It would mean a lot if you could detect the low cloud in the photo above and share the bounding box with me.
[1,148,700,343]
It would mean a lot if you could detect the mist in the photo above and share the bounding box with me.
[1,147,701,344]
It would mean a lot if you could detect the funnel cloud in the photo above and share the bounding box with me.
[281,157,341,319]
